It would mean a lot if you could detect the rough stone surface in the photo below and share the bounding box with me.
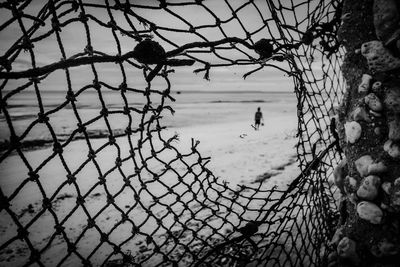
[344,121,362,144]
[370,239,400,258]
[388,116,400,141]
[357,175,381,200]
[358,74,372,93]
[337,237,360,264]
[355,155,374,177]
[373,0,400,45]
[390,178,400,211]
[361,41,400,72]
[357,201,383,224]
[384,89,400,114]
[365,93,383,112]
[384,140,400,158]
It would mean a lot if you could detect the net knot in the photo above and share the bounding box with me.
[66,174,76,184]
[21,37,34,51]
[42,198,52,210]
[17,227,29,240]
[0,194,10,210]
[79,12,88,23]
[0,56,11,71]
[28,171,39,182]
[37,112,49,123]
[51,17,61,32]
[54,224,65,235]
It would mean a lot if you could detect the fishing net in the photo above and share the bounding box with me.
[0,0,345,266]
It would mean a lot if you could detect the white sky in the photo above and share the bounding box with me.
[0,0,325,92]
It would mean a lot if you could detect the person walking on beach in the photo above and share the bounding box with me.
[254,107,263,130]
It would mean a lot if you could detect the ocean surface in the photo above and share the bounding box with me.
[0,90,297,150]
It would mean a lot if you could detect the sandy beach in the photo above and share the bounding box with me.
[0,90,300,266]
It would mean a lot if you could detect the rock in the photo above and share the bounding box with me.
[361,41,400,72]
[382,182,392,195]
[327,251,338,267]
[388,116,400,141]
[337,237,360,264]
[371,81,382,92]
[333,158,348,193]
[355,155,374,177]
[357,201,383,224]
[329,227,344,246]
[358,74,372,93]
[370,239,400,258]
[384,89,400,114]
[365,93,383,112]
[352,106,370,122]
[357,175,381,200]
[373,0,400,46]
[367,161,388,175]
[380,202,395,212]
[390,178,400,211]
[344,121,362,144]
[384,140,400,158]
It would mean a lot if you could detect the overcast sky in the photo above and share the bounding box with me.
[1,0,322,92]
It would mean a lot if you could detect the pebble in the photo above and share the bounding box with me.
[358,74,372,93]
[382,182,392,195]
[357,175,381,200]
[355,155,374,177]
[337,237,359,264]
[329,227,344,246]
[365,93,383,112]
[357,201,383,224]
[369,110,382,117]
[344,121,362,144]
[352,107,370,122]
[384,140,400,158]
[367,161,388,175]
[333,158,347,193]
[371,81,382,92]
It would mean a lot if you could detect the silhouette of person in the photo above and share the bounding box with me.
[254,107,263,130]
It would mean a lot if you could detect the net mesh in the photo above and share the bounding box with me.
[0,0,345,266]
